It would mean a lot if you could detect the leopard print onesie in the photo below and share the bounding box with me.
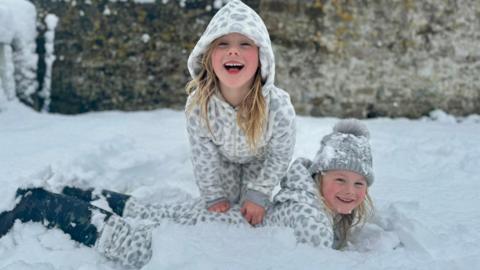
[185,0,296,208]
[95,158,334,268]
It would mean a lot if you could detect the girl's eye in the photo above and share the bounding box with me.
[355,182,365,187]
[335,178,345,183]
[241,42,252,47]
[217,42,228,47]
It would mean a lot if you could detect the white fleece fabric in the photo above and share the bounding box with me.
[185,0,296,208]
[96,158,335,269]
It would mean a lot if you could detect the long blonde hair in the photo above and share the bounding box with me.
[317,174,374,249]
[186,38,267,151]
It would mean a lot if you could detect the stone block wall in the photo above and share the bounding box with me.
[28,0,480,117]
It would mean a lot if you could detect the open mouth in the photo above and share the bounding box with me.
[224,63,244,71]
[336,196,354,203]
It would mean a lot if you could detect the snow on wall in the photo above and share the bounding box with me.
[0,3,15,107]
[0,0,38,108]
[0,3,15,44]
[38,14,59,112]
[10,0,38,105]
[0,44,15,108]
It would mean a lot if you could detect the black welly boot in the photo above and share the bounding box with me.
[0,187,112,246]
[62,186,131,216]
[0,210,16,238]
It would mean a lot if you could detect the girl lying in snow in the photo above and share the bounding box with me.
[0,119,374,269]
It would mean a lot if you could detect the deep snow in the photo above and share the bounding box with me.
[1,102,480,269]
[2,0,480,268]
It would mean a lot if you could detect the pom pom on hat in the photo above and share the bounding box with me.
[333,119,370,139]
[309,119,374,186]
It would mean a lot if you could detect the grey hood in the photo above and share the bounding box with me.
[187,0,276,88]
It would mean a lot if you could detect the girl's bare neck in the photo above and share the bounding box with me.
[219,84,251,108]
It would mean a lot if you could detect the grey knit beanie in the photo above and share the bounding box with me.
[309,119,374,186]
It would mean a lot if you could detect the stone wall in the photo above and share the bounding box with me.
[263,0,480,117]
[28,0,480,117]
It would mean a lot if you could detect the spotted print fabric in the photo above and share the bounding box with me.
[124,198,248,226]
[96,215,154,269]
[187,0,275,86]
[186,0,296,209]
[270,158,335,248]
[95,158,334,268]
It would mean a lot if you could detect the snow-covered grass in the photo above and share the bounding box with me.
[1,101,480,270]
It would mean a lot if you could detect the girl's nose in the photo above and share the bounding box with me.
[228,48,239,56]
[344,184,355,194]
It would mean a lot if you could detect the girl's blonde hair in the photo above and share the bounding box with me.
[317,174,374,249]
[186,38,266,151]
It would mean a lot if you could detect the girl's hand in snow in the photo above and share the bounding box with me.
[208,200,231,212]
[241,200,265,226]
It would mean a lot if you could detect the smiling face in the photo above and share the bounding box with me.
[320,170,368,215]
[211,33,259,104]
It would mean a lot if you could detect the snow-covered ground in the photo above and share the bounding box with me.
[1,101,480,269]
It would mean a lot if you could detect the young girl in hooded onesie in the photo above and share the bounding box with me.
[0,119,375,269]
[185,0,296,225]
